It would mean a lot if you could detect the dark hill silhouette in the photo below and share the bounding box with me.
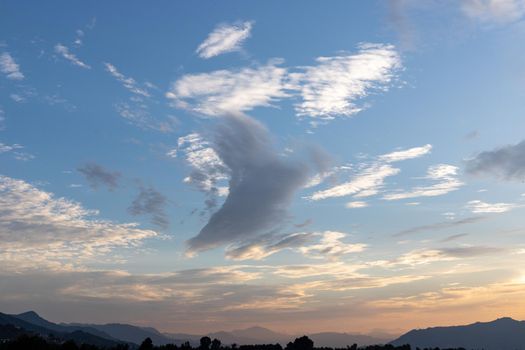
[0,311,125,347]
[391,317,525,350]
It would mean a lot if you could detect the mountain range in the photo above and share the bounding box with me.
[390,317,525,350]
[2,310,525,350]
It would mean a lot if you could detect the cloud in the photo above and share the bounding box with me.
[186,114,314,254]
[383,164,463,200]
[466,200,520,213]
[0,142,33,161]
[440,233,469,242]
[293,43,402,120]
[128,185,169,229]
[77,163,121,190]
[310,144,430,201]
[115,102,177,133]
[0,142,22,154]
[225,232,317,260]
[54,44,91,69]
[465,139,525,181]
[394,216,485,237]
[461,0,525,23]
[298,231,367,259]
[310,164,399,200]
[346,201,369,208]
[225,230,365,261]
[0,175,157,271]
[379,144,432,162]
[381,246,505,267]
[0,52,24,80]
[196,21,253,59]
[166,61,289,116]
[104,62,150,97]
[178,133,229,193]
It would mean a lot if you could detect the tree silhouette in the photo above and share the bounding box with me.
[286,336,314,350]
[200,336,212,350]
[139,337,154,350]
[211,339,221,350]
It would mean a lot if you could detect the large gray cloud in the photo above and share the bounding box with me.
[465,140,525,181]
[78,163,121,190]
[128,185,169,229]
[186,114,314,253]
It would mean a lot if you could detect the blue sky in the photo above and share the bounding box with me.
[2,0,525,335]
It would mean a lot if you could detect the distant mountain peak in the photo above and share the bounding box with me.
[17,311,41,318]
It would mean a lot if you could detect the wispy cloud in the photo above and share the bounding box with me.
[293,43,402,121]
[166,61,289,116]
[299,231,367,259]
[196,21,253,59]
[0,52,24,80]
[104,62,150,97]
[383,164,463,200]
[310,144,431,201]
[394,216,485,237]
[466,200,520,214]
[0,142,22,154]
[77,163,121,190]
[54,43,91,69]
[115,102,177,133]
[379,144,432,162]
[225,230,365,261]
[346,201,369,208]
[462,0,525,23]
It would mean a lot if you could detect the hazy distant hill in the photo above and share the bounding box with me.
[391,317,525,350]
[167,327,388,347]
[68,322,181,346]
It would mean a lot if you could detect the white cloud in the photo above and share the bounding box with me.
[310,144,432,201]
[10,94,25,103]
[310,164,399,200]
[196,21,253,59]
[346,201,368,208]
[226,231,366,261]
[54,44,91,69]
[299,231,367,258]
[383,164,463,200]
[0,175,157,271]
[104,62,150,97]
[379,144,432,163]
[462,0,525,23]
[0,142,22,153]
[166,61,289,116]
[293,43,402,120]
[466,199,520,213]
[177,133,229,192]
[166,149,177,158]
[0,52,24,80]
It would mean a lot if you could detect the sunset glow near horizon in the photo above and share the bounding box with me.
[2,0,525,336]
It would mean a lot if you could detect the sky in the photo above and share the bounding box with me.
[1,0,525,337]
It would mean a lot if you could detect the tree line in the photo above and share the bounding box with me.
[0,333,467,350]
